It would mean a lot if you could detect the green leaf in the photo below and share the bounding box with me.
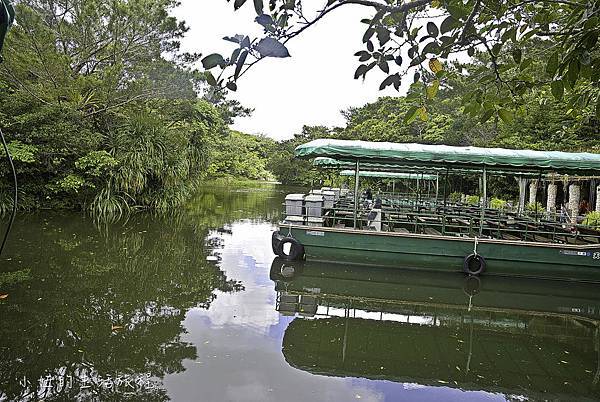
[426,22,438,37]
[492,43,502,56]
[512,48,522,65]
[226,81,238,91]
[498,109,514,123]
[426,80,439,99]
[480,108,495,123]
[550,79,564,100]
[440,16,457,34]
[363,27,375,43]
[417,106,428,121]
[546,51,559,76]
[519,58,533,71]
[255,14,273,26]
[596,95,600,119]
[253,0,263,14]
[354,64,369,79]
[355,51,370,62]
[376,28,390,45]
[205,71,217,86]
[201,53,225,69]
[378,60,389,73]
[447,5,468,20]
[379,75,395,90]
[566,59,580,86]
[234,0,247,10]
[404,106,420,124]
[235,50,248,79]
[255,37,290,57]
[422,41,440,55]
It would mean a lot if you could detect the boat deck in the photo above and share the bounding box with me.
[293,194,600,246]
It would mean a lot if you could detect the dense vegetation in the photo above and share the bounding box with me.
[0,0,274,215]
[1,0,599,213]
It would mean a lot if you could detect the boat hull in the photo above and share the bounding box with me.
[278,225,600,281]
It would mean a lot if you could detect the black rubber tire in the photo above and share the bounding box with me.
[275,237,305,261]
[269,257,304,281]
[463,275,481,296]
[463,253,486,276]
[271,231,284,255]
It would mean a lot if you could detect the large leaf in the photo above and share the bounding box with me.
[404,106,420,124]
[426,22,439,37]
[205,71,217,86]
[201,53,225,69]
[234,0,247,10]
[255,14,273,26]
[546,52,558,76]
[255,37,290,57]
[235,50,248,79]
[354,64,369,79]
[440,16,458,34]
[379,75,396,90]
[512,48,522,65]
[498,109,514,123]
[551,79,564,100]
[223,34,246,44]
[428,58,443,73]
[253,0,263,14]
[426,80,439,99]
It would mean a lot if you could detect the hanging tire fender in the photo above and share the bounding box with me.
[463,253,486,276]
[275,237,305,261]
[272,231,284,255]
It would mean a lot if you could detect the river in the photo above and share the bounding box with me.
[1,184,599,401]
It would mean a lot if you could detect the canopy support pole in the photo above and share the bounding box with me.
[517,177,528,215]
[353,160,360,229]
[442,168,449,235]
[479,166,487,236]
[435,174,439,203]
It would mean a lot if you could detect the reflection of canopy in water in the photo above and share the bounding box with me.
[339,170,437,180]
[272,259,600,399]
[282,311,600,400]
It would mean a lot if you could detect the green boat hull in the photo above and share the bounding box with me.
[280,225,600,281]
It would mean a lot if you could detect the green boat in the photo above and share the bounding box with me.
[272,258,600,400]
[272,139,600,281]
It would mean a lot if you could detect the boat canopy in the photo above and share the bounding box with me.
[298,139,600,173]
[339,170,437,180]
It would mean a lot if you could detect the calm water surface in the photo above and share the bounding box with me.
[1,185,599,401]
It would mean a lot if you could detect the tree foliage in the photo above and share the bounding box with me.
[210,0,600,123]
[0,0,264,215]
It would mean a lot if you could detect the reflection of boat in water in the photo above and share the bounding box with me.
[271,258,600,400]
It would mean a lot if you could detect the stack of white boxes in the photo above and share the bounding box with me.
[283,193,305,225]
[304,193,324,227]
[322,190,335,209]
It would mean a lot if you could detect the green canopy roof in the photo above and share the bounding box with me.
[339,170,438,180]
[298,140,600,173]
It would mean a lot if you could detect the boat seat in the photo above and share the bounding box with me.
[502,233,521,241]
[394,228,409,234]
[423,227,442,236]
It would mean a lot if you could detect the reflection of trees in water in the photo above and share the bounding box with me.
[0,211,243,401]
[185,185,288,228]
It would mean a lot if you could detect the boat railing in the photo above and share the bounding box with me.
[281,197,600,246]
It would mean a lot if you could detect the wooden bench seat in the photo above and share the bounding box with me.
[423,227,442,236]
